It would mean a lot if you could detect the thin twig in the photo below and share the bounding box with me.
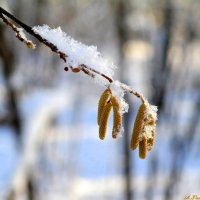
[0,7,67,62]
[0,13,35,48]
[0,6,145,103]
[81,64,113,83]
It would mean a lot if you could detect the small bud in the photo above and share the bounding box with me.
[26,41,36,49]
[71,67,81,73]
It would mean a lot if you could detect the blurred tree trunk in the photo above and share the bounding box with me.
[151,0,173,113]
[149,0,173,199]
[0,23,26,200]
[0,2,36,199]
[7,1,50,199]
[164,49,200,200]
[0,24,21,138]
[149,1,199,200]
[113,0,133,199]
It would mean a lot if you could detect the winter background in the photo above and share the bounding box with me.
[0,0,200,200]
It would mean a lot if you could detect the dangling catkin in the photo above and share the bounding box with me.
[97,89,111,125]
[111,96,122,138]
[139,137,147,159]
[99,102,112,140]
[130,103,147,150]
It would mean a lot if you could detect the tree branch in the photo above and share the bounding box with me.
[0,6,145,103]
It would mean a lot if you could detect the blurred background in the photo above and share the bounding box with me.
[0,0,200,199]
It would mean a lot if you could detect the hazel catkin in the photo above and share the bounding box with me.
[97,89,111,125]
[111,96,122,139]
[99,102,112,140]
[130,103,147,150]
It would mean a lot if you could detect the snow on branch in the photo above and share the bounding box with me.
[33,25,116,78]
[0,6,158,159]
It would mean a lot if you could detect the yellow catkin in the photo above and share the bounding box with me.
[97,89,111,125]
[111,96,122,139]
[139,137,147,159]
[130,103,147,150]
[99,102,112,140]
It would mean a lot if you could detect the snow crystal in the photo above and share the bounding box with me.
[17,28,27,40]
[32,25,116,78]
[115,126,124,138]
[145,102,158,123]
[93,73,111,87]
[110,81,129,114]
[149,105,158,120]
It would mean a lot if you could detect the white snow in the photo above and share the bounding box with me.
[17,28,28,41]
[32,25,116,78]
[110,81,129,114]
[149,104,158,120]
[17,28,36,49]
[92,73,111,87]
